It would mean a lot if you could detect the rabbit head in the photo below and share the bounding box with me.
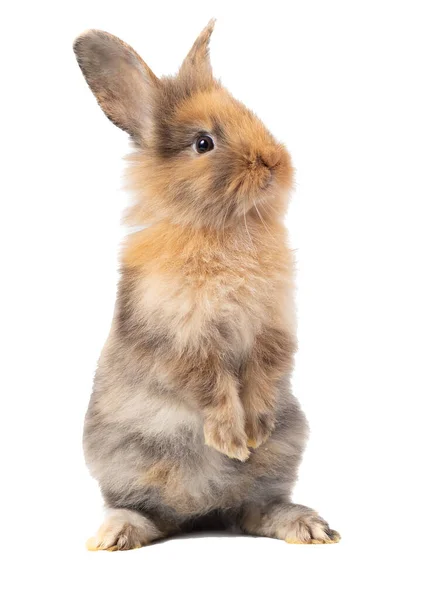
[74,20,293,229]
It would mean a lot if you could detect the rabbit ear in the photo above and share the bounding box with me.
[179,19,216,87]
[73,30,159,142]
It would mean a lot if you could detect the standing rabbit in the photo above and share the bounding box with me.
[74,19,339,550]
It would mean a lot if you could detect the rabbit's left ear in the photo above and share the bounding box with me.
[179,19,216,87]
[73,30,160,142]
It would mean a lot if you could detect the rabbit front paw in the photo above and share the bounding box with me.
[204,415,250,461]
[245,412,275,449]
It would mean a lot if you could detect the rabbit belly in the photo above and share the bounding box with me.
[84,368,306,523]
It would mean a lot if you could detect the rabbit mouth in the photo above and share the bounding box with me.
[247,164,272,190]
[261,169,276,190]
[256,165,279,192]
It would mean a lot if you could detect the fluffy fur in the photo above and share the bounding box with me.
[74,20,340,549]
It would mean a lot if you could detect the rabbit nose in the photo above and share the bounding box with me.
[256,147,282,170]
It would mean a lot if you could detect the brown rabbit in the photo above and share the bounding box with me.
[74,19,340,551]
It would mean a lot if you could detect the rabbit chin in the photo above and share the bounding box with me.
[237,180,292,223]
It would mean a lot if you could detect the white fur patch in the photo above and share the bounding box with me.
[135,269,261,354]
[99,384,202,438]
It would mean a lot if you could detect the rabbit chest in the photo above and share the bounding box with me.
[131,241,293,359]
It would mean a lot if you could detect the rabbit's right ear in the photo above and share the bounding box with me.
[73,30,159,143]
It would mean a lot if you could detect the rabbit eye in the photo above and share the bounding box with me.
[194,135,214,154]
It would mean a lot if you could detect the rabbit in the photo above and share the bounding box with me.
[73,19,340,551]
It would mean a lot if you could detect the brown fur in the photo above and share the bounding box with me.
[74,20,339,550]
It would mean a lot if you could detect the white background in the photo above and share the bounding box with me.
[2,1,440,598]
